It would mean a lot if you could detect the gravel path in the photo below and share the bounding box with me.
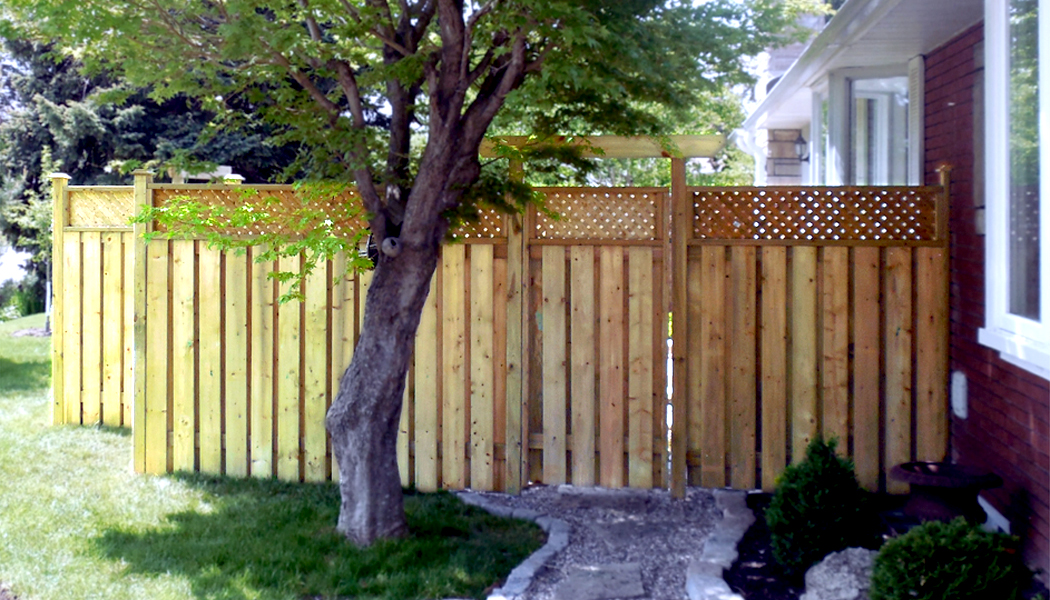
[468,485,720,600]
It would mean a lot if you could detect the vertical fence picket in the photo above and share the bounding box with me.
[541,245,568,484]
[470,245,496,490]
[56,179,952,497]
[198,247,223,474]
[102,233,123,427]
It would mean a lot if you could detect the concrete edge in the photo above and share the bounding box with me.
[454,491,571,600]
[686,489,756,600]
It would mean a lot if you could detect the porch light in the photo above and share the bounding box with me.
[794,132,809,162]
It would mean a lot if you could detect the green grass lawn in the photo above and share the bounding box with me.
[0,314,543,600]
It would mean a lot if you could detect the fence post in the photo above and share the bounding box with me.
[670,159,689,499]
[50,173,71,426]
[132,169,153,473]
[504,159,527,494]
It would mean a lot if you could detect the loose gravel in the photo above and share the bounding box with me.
[466,485,720,600]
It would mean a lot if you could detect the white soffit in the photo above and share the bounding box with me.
[745,0,983,131]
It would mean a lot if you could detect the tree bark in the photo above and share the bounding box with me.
[325,238,441,545]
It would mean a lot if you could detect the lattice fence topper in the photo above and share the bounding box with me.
[68,187,135,228]
[533,188,666,241]
[151,186,506,240]
[691,187,941,241]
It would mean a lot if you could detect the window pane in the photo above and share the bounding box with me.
[1008,0,1041,320]
[850,77,909,185]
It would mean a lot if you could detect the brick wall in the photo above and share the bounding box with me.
[925,22,1050,580]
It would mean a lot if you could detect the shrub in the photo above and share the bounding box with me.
[765,437,873,576]
[870,518,1032,600]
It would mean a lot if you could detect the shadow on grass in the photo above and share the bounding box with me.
[0,356,50,394]
[95,474,544,600]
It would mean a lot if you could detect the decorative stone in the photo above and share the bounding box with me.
[800,548,877,600]
[553,563,646,600]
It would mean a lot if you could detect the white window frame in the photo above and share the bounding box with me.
[824,65,921,186]
[980,0,1050,379]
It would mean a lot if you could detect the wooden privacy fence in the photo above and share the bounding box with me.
[51,166,950,496]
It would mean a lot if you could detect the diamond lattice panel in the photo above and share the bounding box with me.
[452,206,505,240]
[533,189,664,241]
[691,187,940,241]
[152,187,368,238]
[69,188,135,228]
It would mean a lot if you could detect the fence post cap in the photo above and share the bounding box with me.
[50,172,71,180]
[131,169,154,176]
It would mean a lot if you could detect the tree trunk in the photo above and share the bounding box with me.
[325,240,440,545]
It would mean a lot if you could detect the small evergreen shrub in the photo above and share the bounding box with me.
[870,518,1032,600]
[765,437,872,576]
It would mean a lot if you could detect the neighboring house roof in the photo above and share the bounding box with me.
[743,0,983,132]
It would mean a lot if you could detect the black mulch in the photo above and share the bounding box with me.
[724,493,1049,600]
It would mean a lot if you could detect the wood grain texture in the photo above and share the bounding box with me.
[442,245,468,489]
[470,245,496,490]
[197,247,223,474]
[760,247,788,491]
[569,246,597,486]
[790,247,818,464]
[915,248,949,462]
[598,247,625,488]
[627,247,654,488]
[728,246,756,489]
[224,252,249,477]
[884,247,913,494]
[698,246,726,488]
[171,240,197,472]
[821,247,850,447]
[541,245,568,484]
[852,247,881,491]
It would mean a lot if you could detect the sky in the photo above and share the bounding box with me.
[0,247,28,284]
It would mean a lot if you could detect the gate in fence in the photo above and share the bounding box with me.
[50,163,949,496]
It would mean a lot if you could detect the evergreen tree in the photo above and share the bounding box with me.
[0,39,298,306]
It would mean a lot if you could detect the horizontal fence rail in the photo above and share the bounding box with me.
[51,168,950,496]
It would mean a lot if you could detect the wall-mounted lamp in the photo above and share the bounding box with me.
[766,128,808,178]
[794,132,810,162]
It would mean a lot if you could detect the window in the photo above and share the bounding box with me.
[851,77,910,185]
[980,0,1050,378]
[822,65,923,186]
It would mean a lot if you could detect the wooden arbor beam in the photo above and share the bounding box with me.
[480,134,726,159]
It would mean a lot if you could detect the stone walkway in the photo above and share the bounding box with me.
[458,485,754,600]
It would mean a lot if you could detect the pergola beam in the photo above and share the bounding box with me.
[479,134,726,160]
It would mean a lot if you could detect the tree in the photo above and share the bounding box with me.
[4,0,816,546]
[0,38,299,307]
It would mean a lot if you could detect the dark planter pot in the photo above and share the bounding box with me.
[889,462,1003,524]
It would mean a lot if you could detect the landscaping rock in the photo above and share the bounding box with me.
[800,547,877,600]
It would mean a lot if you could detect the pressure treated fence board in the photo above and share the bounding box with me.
[81,232,102,426]
[821,247,850,446]
[101,233,123,427]
[790,246,818,463]
[698,246,727,488]
[277,254,303,482]
[225,253,250,477]
[53,177,948,497]
[760,247,788,491]
[915,247,949,462]
[852,247,881,491]
[570,246,597,486]
[414,276,440,491]
[123,235,135,428]
[728,246,756,489]
[470,245,496,491]
[542,245,568,484]
[171,240,197,472]
[627,247,654,489]
[198,247,223,475]
[442,245,468,490]
[143,241,169,474]
[884,247,913,494]
[250,256,275,478]
[304,266,329,482]
[599,246,626,488]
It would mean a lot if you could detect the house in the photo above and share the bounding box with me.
[739,0,1049,581]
